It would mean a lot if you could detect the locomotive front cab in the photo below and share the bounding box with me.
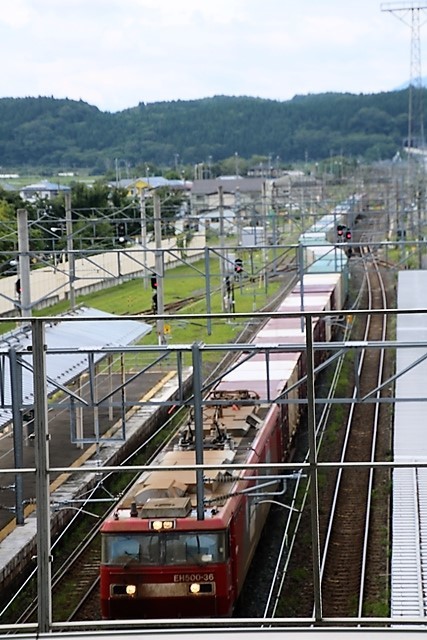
[100,527,234,618]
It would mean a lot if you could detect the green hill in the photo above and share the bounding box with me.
[0,90,415,171]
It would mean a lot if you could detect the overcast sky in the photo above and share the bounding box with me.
[0,0,422,112]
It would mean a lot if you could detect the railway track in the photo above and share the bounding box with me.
[66,272,301,624]
[6,415,184,625]
[236,230,393,621]
[2,223,389,626]
[4,267,300,627]
[131,256,298,318]
[320,247,389,618]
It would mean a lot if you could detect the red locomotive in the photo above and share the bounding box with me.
[100,272,344,619]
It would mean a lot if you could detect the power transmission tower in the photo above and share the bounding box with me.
[382,3,427,154]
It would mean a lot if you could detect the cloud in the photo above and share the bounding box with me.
[0,0,33,27]
[0,0,420,111]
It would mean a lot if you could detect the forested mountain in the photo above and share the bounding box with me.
[0,90,416,171]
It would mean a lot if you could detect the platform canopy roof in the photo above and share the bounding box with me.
[0,306,152,430]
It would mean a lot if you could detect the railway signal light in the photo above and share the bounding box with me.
[117,222,126,244]
[15,279,21,296]
[345,230,352,241]
[337,224,345,237]
[150,275,158,289]
[234,258,243,274]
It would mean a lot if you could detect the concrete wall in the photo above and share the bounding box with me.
[0,233,206,315]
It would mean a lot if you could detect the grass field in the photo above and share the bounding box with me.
[27,255,283,352]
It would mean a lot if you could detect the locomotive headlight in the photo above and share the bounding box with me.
[126,584,137,596]
[189,583,201,594]
[151,519,176,530]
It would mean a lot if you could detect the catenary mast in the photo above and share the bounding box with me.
[381,3,427,155]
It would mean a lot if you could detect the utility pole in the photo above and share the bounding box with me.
[139,189,148,288]
[17,209,31,318]
[65,191,75,310]
[153,194,165,344]
[262,181,269,288]
[218,186,228,312]
[33,319,52,632]
[235,186,243,247]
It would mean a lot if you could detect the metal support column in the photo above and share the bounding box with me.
[9,347,24,525]
[305,314,323,622]
[218,186,227,312]
[120,352,126,436]
[33,319,52,632]
[298,241,305,332]
[17,209,31,318]
[192,342,205,521]
[204,246,212,335]
[140,190,148,288]
[153,194,165,344]
[262,180,269,291]
[65,192,75,310]
[88,353,100,441]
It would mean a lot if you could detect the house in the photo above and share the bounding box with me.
[196,208,237,235]
[190,177,265,219]
[271,173,323,211]
[113,177,192,199]
[20,180,71,202]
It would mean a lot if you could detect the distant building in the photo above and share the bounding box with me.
[196,209,236,235]
[271,173,323,211]
[190,177,265,217]
[20,180,71,202]
[112,177,192,199]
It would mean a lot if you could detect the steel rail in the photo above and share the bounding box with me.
[357,250,388,617]
[317,243,388,617]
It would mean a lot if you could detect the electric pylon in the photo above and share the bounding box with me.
[382,2,427,153]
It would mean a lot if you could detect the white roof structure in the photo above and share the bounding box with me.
[392,271,427,620]
[0,306,152,431]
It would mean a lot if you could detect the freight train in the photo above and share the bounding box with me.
[99,265,346,619]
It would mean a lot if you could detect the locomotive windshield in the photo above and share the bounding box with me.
[102,531,228,566]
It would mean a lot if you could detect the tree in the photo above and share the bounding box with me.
[349,107,394,135]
